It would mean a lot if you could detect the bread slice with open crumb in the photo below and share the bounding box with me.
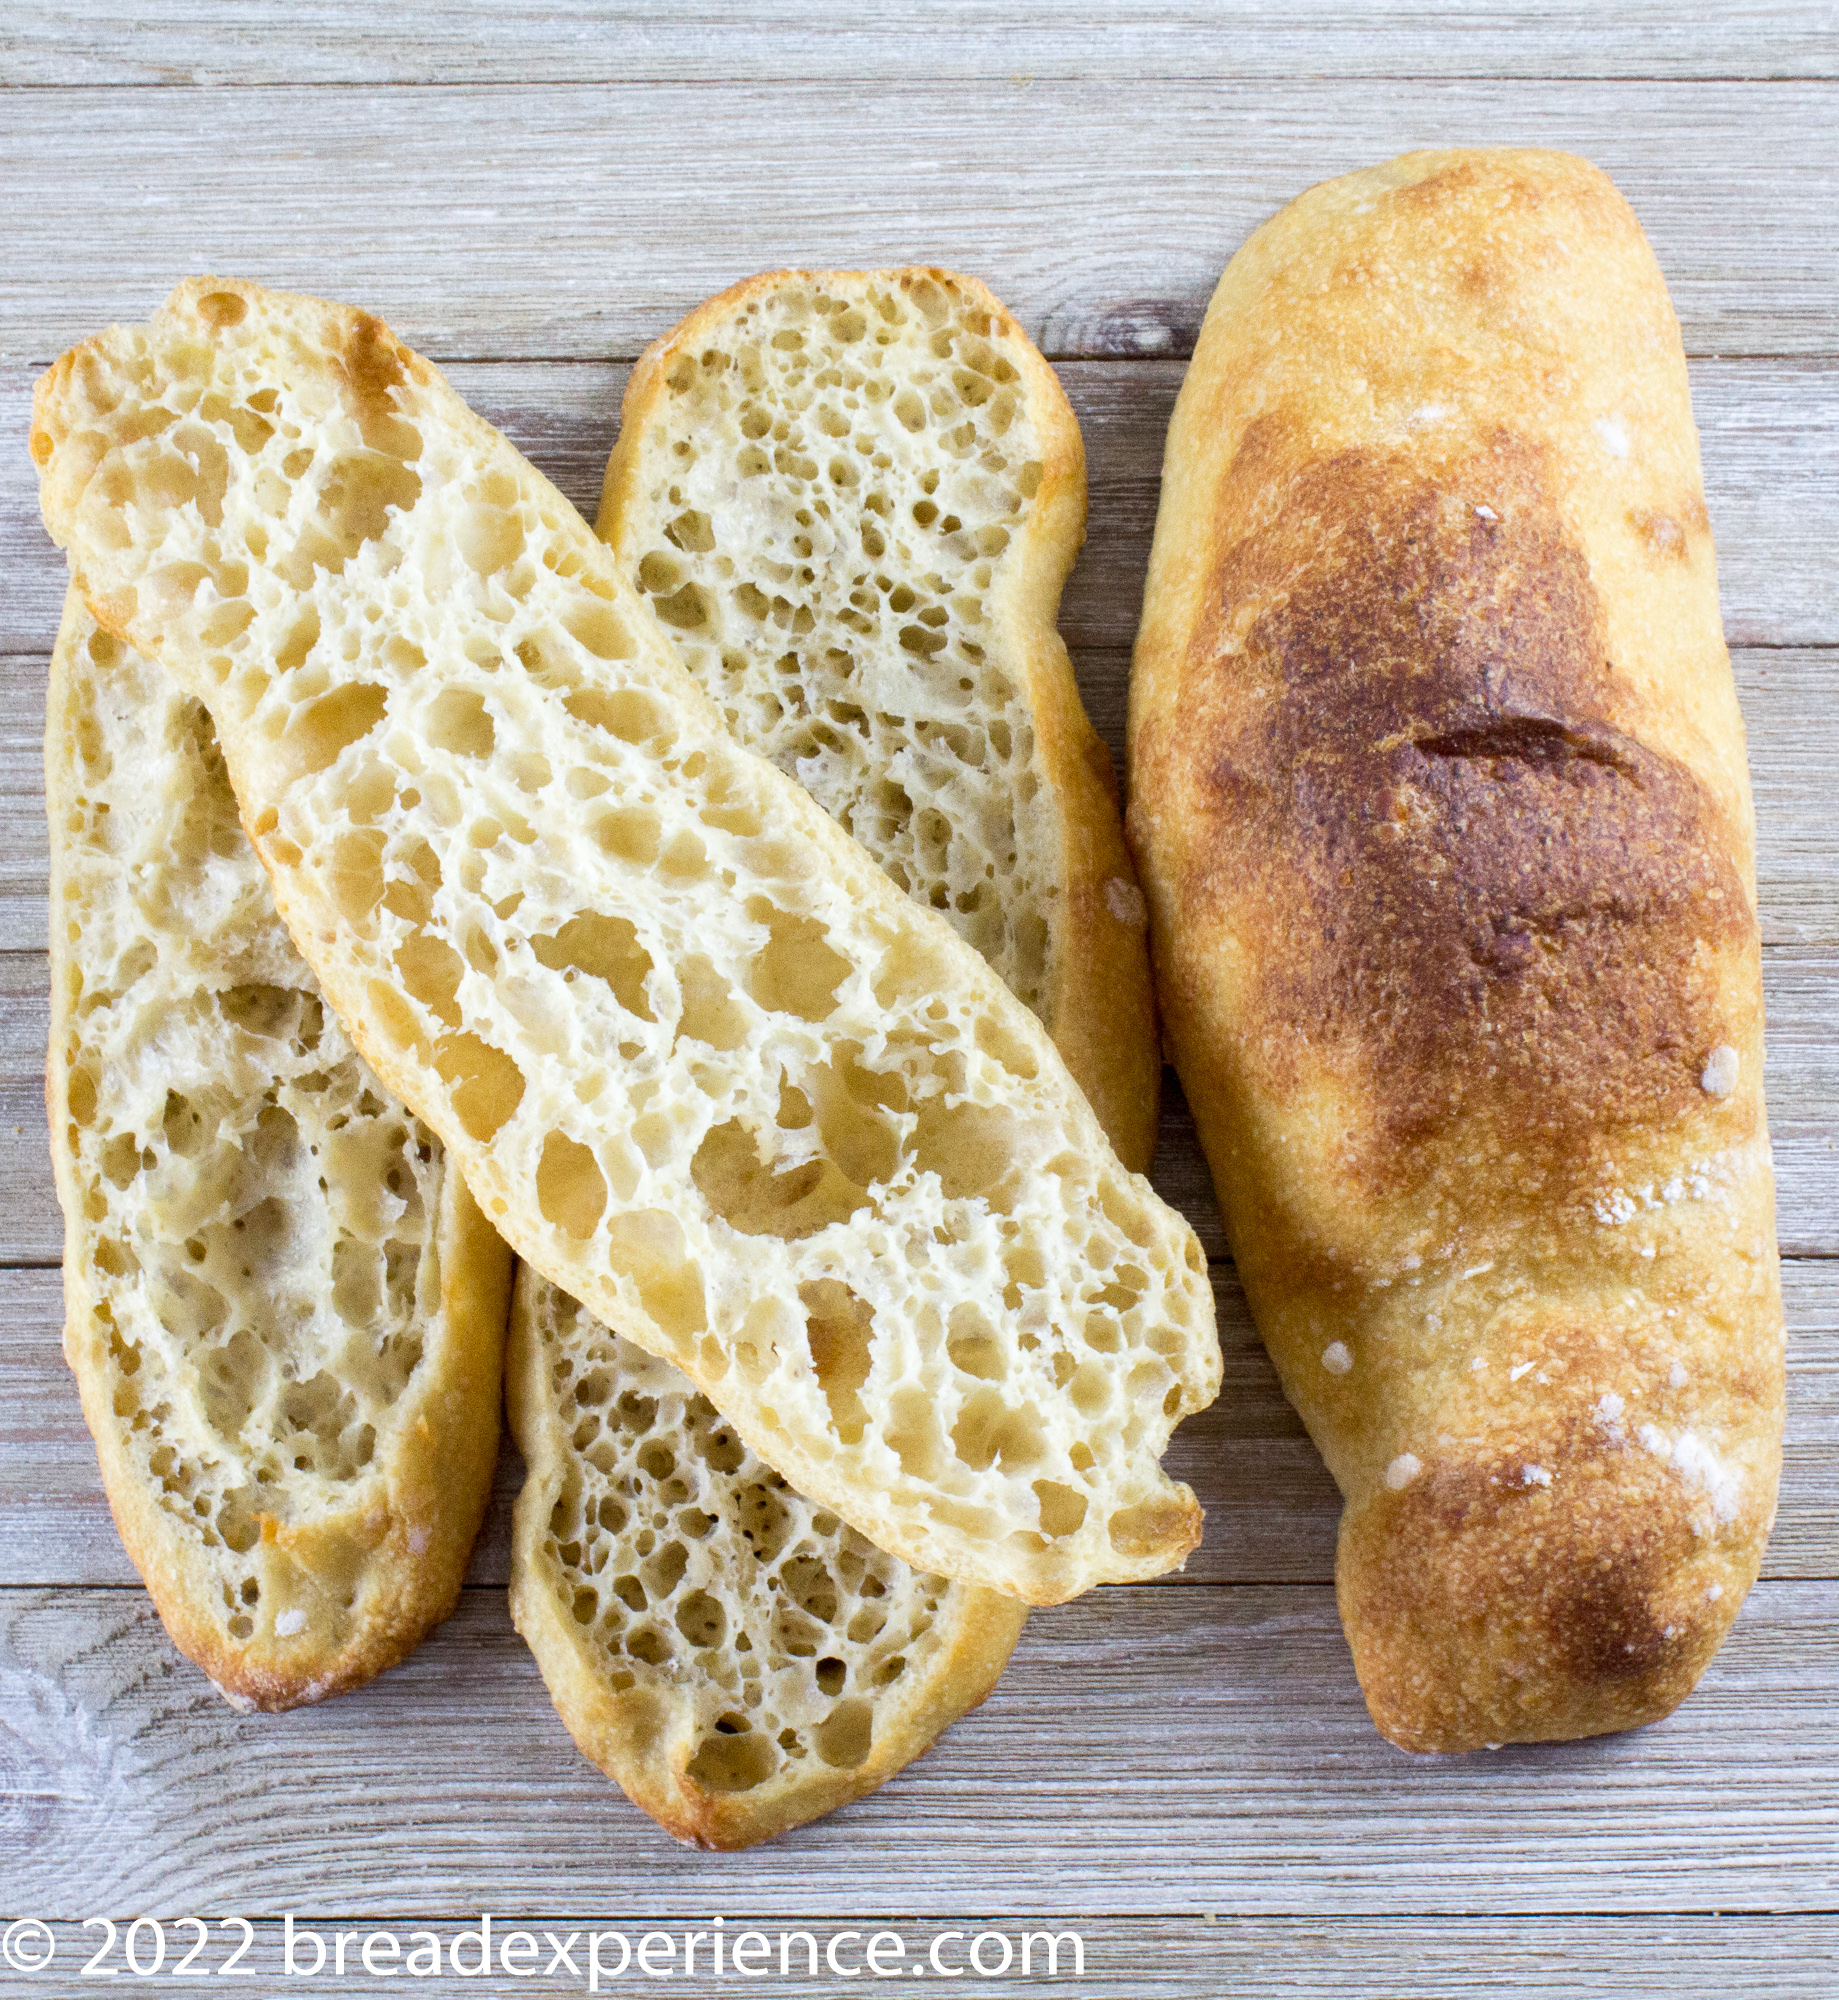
[516,269,1168,1841]
[45,588,511,1709]
[599,268,1158,1170]
[507,1266,1026,1847]
[33,278,1219,1607]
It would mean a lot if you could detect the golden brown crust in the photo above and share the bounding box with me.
[45,589,512,1709]
[1129,149,1784,1752]
[601,267,1159,1172]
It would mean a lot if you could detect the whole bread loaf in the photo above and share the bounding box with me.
[507,1266,1025,1847]
[46,590,510,1709]
[1128,150,1783,1750]
[33,278,1219,1607]
[599,267,1159,1169]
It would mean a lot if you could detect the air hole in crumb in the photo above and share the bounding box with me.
[286,682,387,780]
[743,899,852,1022]
[692,1120,872,1242]
[196,290,249,329]
[425,687,496,759]
[432,1032,526,1141]
[814,1699,872,1768]
[686,1727,776,1793]
[798,1279,875,1444]
[536,1132,608,1238]
[531,914,656,1020]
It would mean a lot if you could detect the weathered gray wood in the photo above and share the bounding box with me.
[0,83,1834,367]
[6,1255,1836,1593]
[1,9,1835,1948]
[4,1579,1836,1915]
[0,952,55,1260]
[7,2,1838,87]
[9,359,1837,660]
[0,653,46,946]
[3,1914,1835,1999]
[7,356,1837,947]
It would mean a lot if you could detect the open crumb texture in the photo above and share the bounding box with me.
[600,267,1159,1167]
[43,589,511,1709]
[506,1265,1026,1848]
[31,278,1221,1606]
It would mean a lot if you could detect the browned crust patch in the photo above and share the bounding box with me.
[1174,426,1751,1191]
[1339,1400,1743,1754]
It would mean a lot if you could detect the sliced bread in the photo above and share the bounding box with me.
[33,278,1220,1606]
[599,268,1158,1169]
[518,273,1145,1839]
[45,588,511,1709]
[507,1266,1026,1847]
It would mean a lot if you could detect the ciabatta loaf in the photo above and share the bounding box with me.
[45,589,511,1709]
[599,268,1158,1169]
[34,279,1219,1607]
[1129,150,1783,1750]
[508,1267,1025,1847]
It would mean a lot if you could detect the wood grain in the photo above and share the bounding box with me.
[5,1915,1838,1998]
[9,642,1837,955]
[6,1256,1835,1593]
[5,1579,1837,1916]
[7,944,1836,1265]
[7,357,1837,949]
[7,2,1838,87]
[9,359,1837,660]
[0,83,1834,365]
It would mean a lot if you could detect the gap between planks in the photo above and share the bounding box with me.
[2,1916,1833,2000]
[8,646,1839,949]
[2,942,1835,1262]
[0,81,1834,362]
[7,360,1836,657]
[6,1579,1839,1917]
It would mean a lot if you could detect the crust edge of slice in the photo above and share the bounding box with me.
[598,264,1160,1172]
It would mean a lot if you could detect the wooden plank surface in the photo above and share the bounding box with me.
[7,1581,1839,1917]
[1,82,1835,365]
[11,643,1839,952]
[6,949,1837,1265]
[8,2,1839,87]
[3,1916,1837,2000]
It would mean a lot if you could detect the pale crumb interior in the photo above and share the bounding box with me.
[525,1273,958,1795]
[617,273,1056,1012]
[52,616,448,1654]
[39,285,1217,1599]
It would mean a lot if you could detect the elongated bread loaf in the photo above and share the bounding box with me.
[1128,151,1784,1750]
[34,278,1219,1607]
[507,1267,1025,1847]
[46,589,510,1709]
[599,268,1159,1170]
